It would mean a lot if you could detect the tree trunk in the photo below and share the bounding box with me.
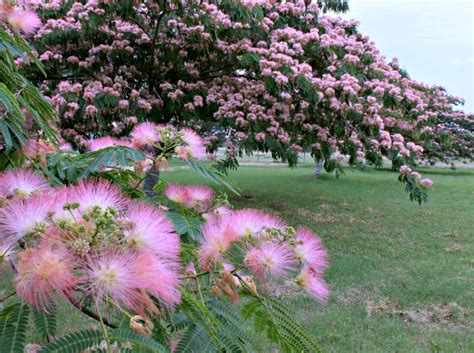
[313,159,324,178]
[143,164,160,197]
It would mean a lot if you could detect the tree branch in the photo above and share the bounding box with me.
[65,292,118,329]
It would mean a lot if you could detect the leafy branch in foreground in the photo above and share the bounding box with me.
[0,126,328,352]
[0,27,56,151]
[242,296,321,353]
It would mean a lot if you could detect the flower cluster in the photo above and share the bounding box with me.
[0,165,331,314]
[164,183,214,212]
[197,208,329,303]
[0,169,181,313]
[399,165,433,189]
[88,122,207,163]
[0,1,41,35]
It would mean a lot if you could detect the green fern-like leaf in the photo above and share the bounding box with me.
[207,300,254,349]
[175,296,255,353]
[167,211,202,240]
[111,329,169,352]
[0,29,57,151]
[0,302,30,353]
[242,296,321,353]
[40,328,168,353]
[32,305,58,341]
[188,159,240,195]
[38,329,103,353]
[174,324,207,353]
[46,146,146,183]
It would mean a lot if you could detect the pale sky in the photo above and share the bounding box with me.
[340,0,474,112]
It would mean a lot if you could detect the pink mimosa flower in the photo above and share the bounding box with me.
[420,178,433,188]
[14,240,77,309]
[84,250,151,313]
[87,137,131,152]
[0,168,49,198]
[124,202,179,261]
[186,261,197,276]
[131,122,160,149]
[296,266,329,303]
[178,128,206,160]
[228,209,287,239]
[0,238,16,267]
[7,9,41,35]
[47,186,77,222]
[399,165,412,175]
[244,242,297,279]
[294,227,328,271]
[184,185,214,210]
[69,179,126,213]
[0,194,52,242]
[198,218,237,270]
[131,251,181,306]
[164,183,189,204]
[203,205,232,222]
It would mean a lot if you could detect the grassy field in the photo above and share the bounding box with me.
[167,165,474,352]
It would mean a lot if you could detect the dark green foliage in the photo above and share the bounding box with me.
[0,28,56,151]
[317,0,350,13]
[167,211,203,240]
[32,305,58,342]
[188,159,240,195]
[45,146,146,183]
[295,75,319,104]
[0,302,30,353]
[39,329,168,353]
[242,296,321,353]
[398,173,429,205]
[175,291,255,353]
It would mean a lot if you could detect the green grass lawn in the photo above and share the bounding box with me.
[167,165,474,352]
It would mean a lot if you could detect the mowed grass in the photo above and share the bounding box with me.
[167,165,474,352]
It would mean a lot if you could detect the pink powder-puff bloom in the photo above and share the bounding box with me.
[164,183,189,204]
[186,261,197,276]
[14,240,77,309]
[420,178,433,188]
[296,266,329,303]
[203,205,232,222]
[213,205,232,217]
[178,128,206,160]
[198,218,237,271]
[59,142,72,151]
[410,171,422,180]
[84,250,152,313]
[228,209,287,239]
[46,186,76,222]
[399,165,412,175]
[131,251,181,306]
[68,179,126,214]
[130,122,160,149]
[244,242,297,279]
[124,202,179,261]
[0,195,52,242]
[222,262,235,272]
[294,227,328,271]
[184,185,214,210]
[0,168,49,198]
[0,238,16,267]
[87,136,130,152]
[7,9,41,35]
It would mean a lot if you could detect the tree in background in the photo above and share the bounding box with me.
[15,0,471,204]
